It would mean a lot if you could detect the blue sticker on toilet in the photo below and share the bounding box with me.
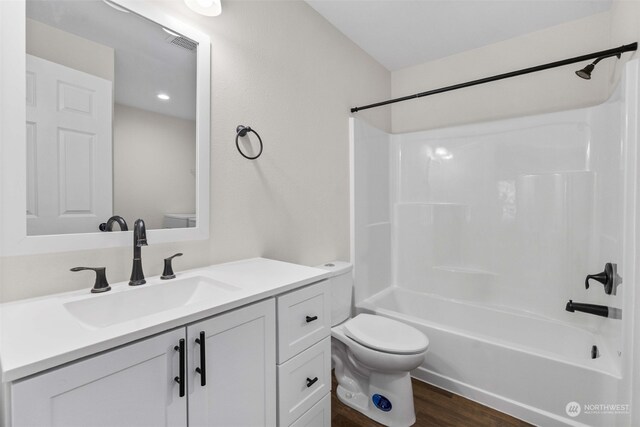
[372,394,392,412]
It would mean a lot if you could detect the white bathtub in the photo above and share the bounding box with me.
[359,287,628,427]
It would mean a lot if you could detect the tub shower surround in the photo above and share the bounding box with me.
[351,59,640,426]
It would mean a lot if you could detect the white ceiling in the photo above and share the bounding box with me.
[305,0,613,71]
[27,0,197,120]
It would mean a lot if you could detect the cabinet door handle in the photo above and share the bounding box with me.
[306,377,319,388]
[306,315,318,323]
[174,339,185,397]
[195,331,207,387]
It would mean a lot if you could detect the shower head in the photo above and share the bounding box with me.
[575,63,595,80]
[575,53,622,80]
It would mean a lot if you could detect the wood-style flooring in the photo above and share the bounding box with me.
[331,373,533,427]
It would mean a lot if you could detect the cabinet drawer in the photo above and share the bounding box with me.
[277,337,331,427]
[289,393,331,427]
[277,280,330,363]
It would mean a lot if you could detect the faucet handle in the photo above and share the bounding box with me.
[585,263,621,295]
[70,267,111,293]
[161,253,183,280]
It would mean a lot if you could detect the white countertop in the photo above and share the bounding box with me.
[0,258,330,382]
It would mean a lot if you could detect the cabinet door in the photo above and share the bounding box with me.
[188,299,276,427]
[11,328,186,427]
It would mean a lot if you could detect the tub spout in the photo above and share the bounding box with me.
[565,300,620,319]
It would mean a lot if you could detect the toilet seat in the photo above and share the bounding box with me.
[343,314,429,355]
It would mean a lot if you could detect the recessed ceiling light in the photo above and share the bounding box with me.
[184,0,222,16]
[157,93,171,101]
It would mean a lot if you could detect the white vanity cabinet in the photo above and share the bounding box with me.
[276,281,332,427]
[8,299,276,427]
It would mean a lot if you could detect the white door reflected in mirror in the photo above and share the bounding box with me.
[26,55,113,236]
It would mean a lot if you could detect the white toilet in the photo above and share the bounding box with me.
[317,262,429,427]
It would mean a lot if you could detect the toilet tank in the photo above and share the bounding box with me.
[316,261,353,326]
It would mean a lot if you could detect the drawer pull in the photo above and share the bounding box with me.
[195,331,206,387]
[306,376,319,388]
[305,315,318,323]
[174,339,185,397]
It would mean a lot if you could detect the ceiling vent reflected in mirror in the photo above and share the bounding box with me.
[166,35,198,51]
[162,27,197,52]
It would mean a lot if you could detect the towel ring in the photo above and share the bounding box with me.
[235,125,263,160]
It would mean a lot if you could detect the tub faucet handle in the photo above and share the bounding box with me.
[585,262,621,295]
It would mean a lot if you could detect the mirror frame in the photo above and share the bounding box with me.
[0,0,210,256]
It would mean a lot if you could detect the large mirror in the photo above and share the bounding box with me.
[26,0,197,235]
[0,0,210,255]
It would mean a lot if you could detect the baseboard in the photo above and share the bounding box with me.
[411,367,589,427]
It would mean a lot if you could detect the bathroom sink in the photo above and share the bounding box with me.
[64,276,240,328]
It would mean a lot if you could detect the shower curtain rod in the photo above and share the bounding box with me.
[350,43,638,113]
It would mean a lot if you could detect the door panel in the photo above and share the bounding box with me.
[188,299,276,427]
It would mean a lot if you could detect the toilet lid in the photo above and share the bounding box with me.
[343,314,429,354]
